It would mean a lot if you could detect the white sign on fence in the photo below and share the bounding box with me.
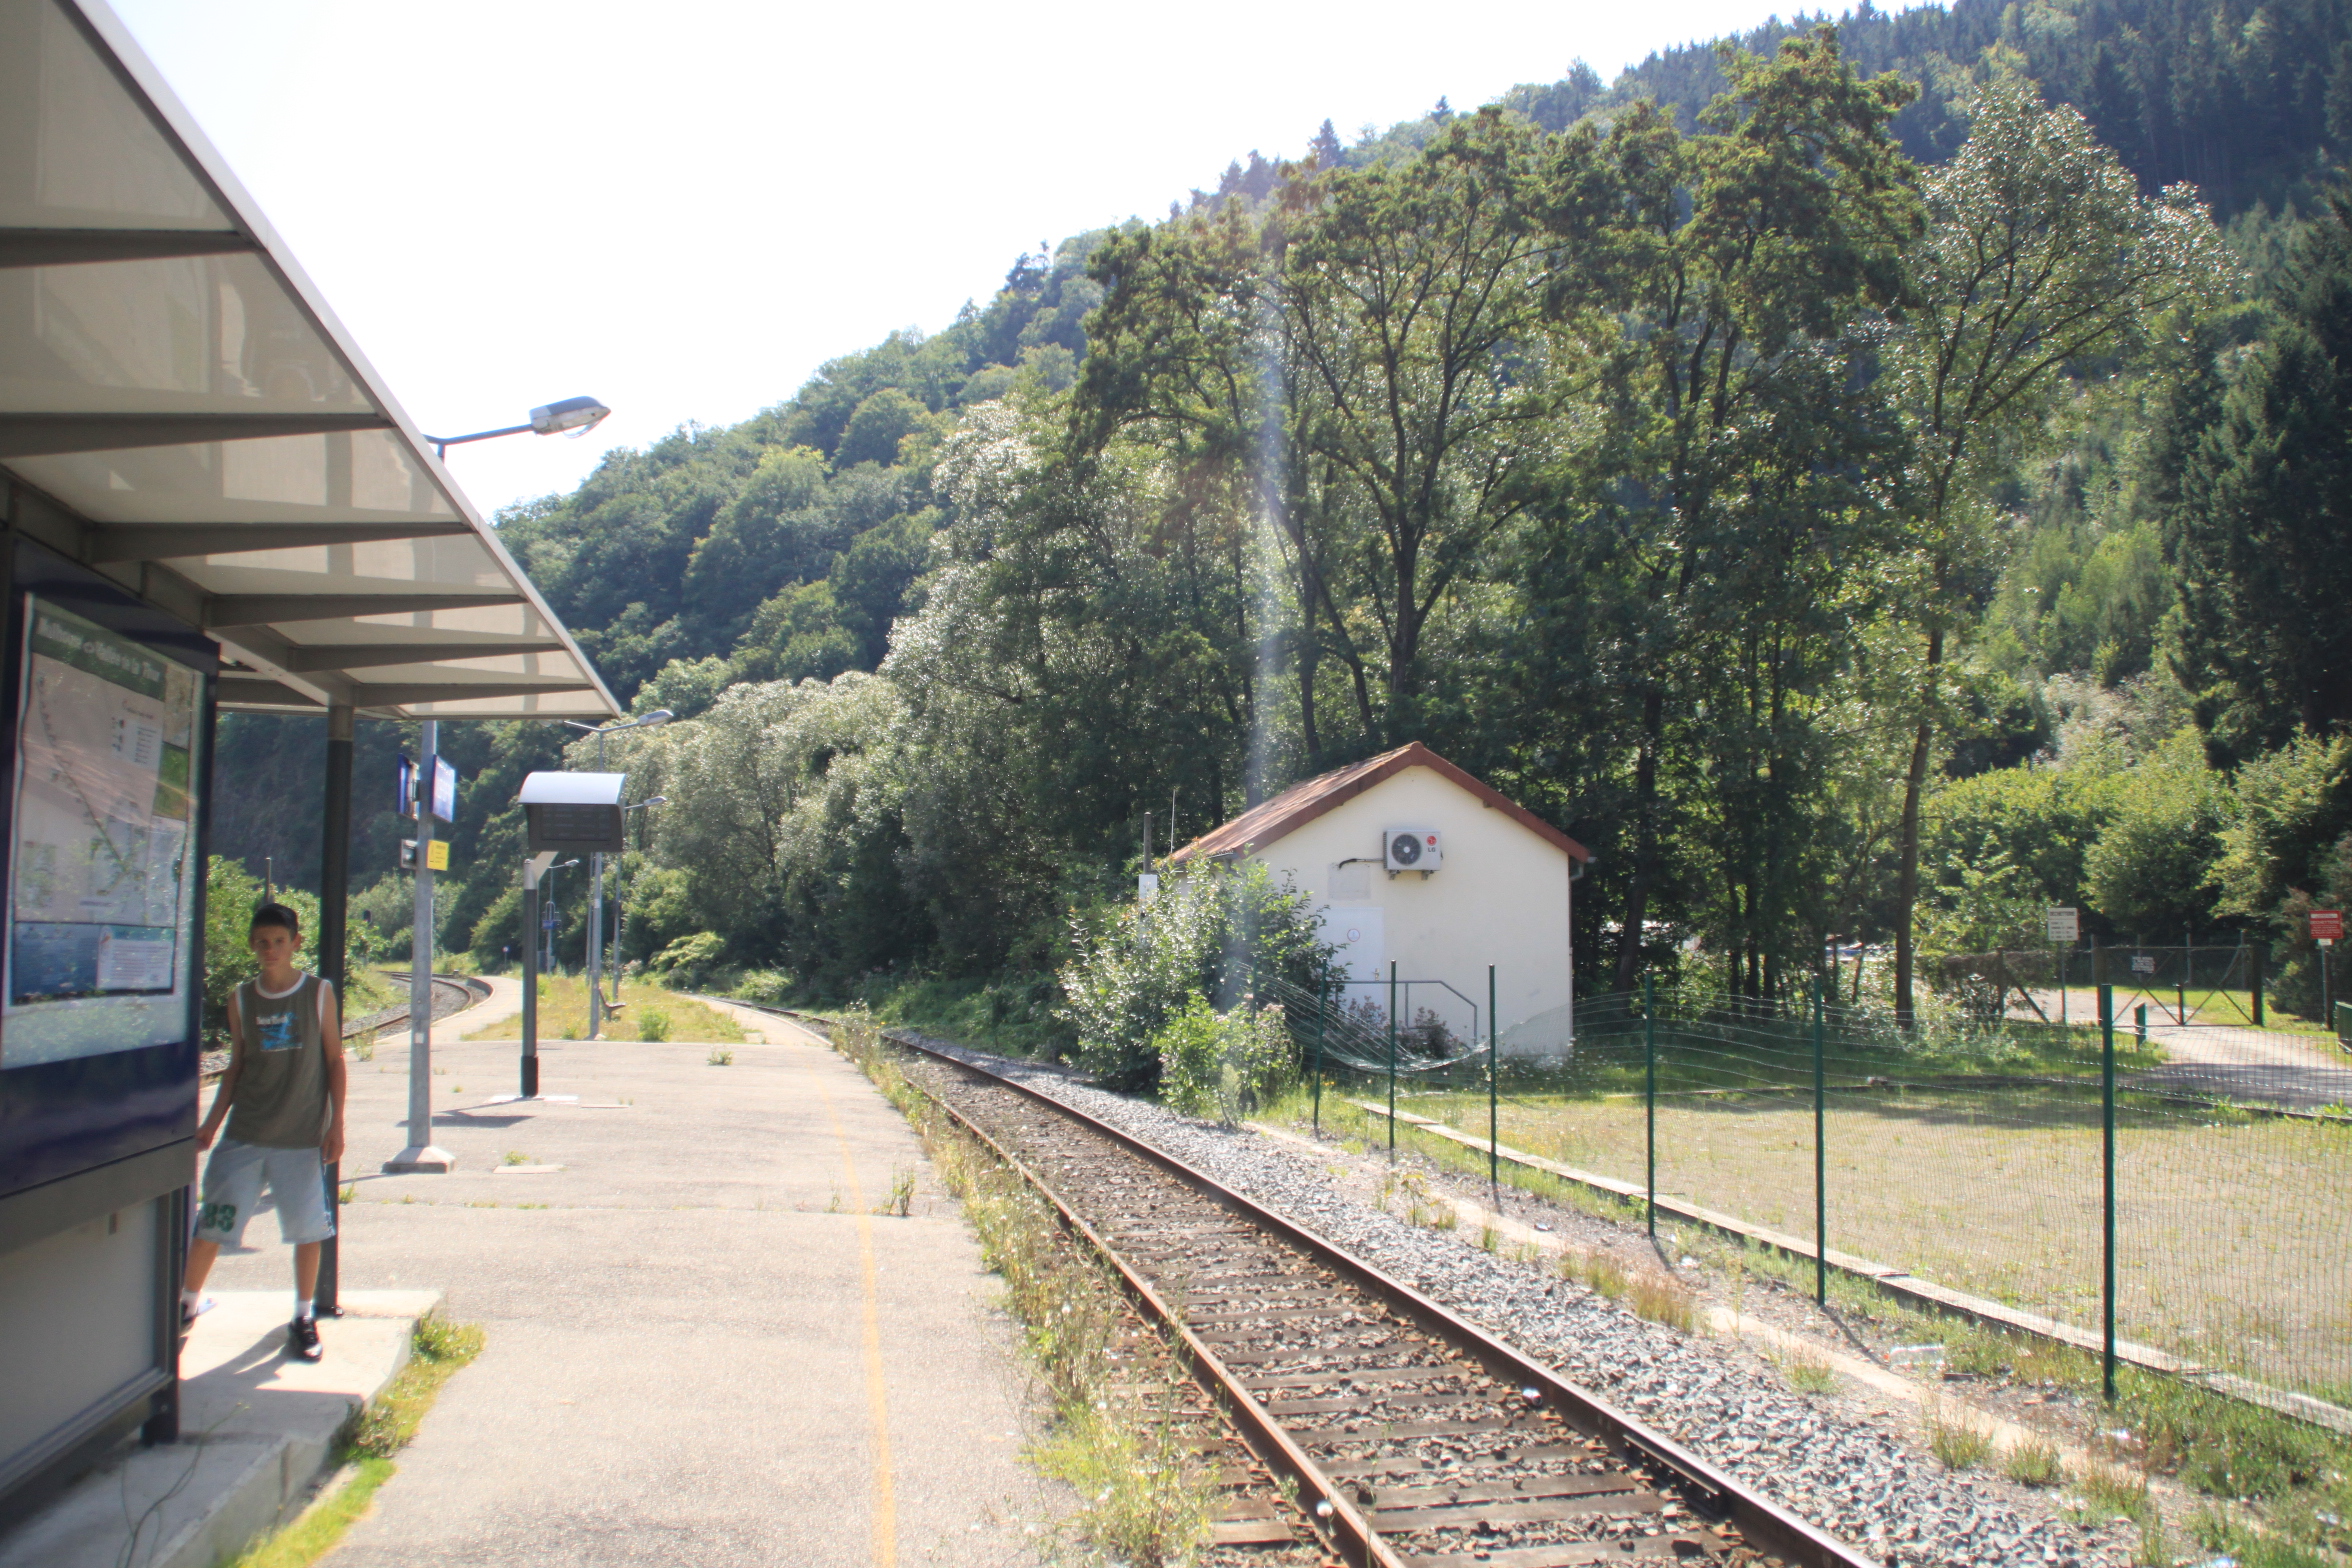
[2045,906,2080,944]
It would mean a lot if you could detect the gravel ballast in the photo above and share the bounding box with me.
[893,1031,2128,1568]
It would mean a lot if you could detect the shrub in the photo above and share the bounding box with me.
[638,1008,672,1042]
[1057,860,1335,1090]
[652,931,727,989]
[733,969,794,1005]
[1153,993,1293,1123]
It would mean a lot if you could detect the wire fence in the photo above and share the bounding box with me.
[1284,975,2352,1411]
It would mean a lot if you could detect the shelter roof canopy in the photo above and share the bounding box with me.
[0,0,620,722]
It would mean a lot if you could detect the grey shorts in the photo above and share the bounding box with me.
[194,1139,336,1247]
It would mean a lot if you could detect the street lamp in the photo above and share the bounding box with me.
[561,711,674,1037]
[605,797,667,1010]
[425,396,611,460]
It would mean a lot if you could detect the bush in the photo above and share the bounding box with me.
[651,931,726,989]
[638,1008,672,1042]
[1057,861,1334,1090]
[1153,992,1292,1123]
[733,969,795,1005]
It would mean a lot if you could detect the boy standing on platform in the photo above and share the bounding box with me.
[181,902,346,1362]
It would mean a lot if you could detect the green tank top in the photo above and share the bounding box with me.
[224,974,333,1149]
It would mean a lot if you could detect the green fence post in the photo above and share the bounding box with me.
[1487,965,1499,1203]
[2135,1003,2146,1048]
[1312,977,1325,1135]
[1813,974,1827,1308]
[1387,960,1398,1161]
[2252,945,2266,1027]
[2100,967,2118,1405]
[1643,974,1657,1240]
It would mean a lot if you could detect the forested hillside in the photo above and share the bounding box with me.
[216,0,2352,1032]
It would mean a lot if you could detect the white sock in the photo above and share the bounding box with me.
[295,1298,315,1321]
[181,1288,200,1305]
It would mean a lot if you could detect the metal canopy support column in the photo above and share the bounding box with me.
[386,721,452,1174]
[314,702,353,1317]
[521,853,553,1099]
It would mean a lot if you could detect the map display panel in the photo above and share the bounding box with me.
[5,598,202,1067]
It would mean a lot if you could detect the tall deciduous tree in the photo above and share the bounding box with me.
[1545,29,1924,992]
[1884,75,2227,1024]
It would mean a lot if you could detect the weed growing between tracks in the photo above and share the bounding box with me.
[830,1012,1216,1566]
[229,1315,485,1568]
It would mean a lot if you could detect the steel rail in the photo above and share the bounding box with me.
[743,1002,1880,1568]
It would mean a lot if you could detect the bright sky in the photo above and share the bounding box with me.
[111,0,1906,518]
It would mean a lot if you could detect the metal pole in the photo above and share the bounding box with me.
[1387,961,1398,1161]
[1487,965,1498,1203]
[2179,926,2189,1025]
[1643,974,1656,1240]
[314,703,353,1316]
[386,720,451,1172]
[2135,1003,2146,1048]
[2252,943,2265,1027]
[521,861,542,1098]
[1311,978,1324,1134]
[1813,974,1827,1307]
[2100,971,2117,1403]
[587,731,605,1039]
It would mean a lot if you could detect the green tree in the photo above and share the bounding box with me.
[1548,30,1923,992]
[2161,195,2352,758]
[2083,730,2234,935]
[1883,74,2227,1023]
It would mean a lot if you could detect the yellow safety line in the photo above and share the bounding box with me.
[818,1073,897,1568]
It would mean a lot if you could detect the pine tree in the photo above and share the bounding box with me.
[2163,196,2352,759]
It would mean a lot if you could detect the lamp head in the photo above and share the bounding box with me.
[530,396,611,438]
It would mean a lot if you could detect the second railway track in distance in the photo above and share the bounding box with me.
[759,1003,1881,1568]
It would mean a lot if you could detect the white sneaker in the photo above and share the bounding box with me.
[179,1294,214,1328]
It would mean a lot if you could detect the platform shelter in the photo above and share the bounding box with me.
[0,0,618,1514]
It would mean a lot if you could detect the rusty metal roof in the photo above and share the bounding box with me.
[1169,742,1591,865]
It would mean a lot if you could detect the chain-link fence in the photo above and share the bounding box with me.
[1287,977,2352,1410]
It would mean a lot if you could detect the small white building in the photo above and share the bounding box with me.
[1171,743,1592,1056]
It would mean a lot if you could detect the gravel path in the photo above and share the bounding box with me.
[893,1030,2126,1568]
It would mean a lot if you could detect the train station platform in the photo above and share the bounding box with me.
[181,995,1052,1566]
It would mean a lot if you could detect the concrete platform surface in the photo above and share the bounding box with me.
[0,1289,435,1568]
[212,1001,1053,1567]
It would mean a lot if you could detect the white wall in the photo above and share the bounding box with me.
[1252,766,1575,1056]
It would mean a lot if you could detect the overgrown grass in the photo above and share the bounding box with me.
[744,972,1074,1059]
[463,975,743,1044]
[1627,1270,1697,1332]
[2004,1434,2067,1487]
[1925,1400,1994,1469]
[231,1315,484,1568]
[1779,1343,1839,1396]
[829,1011,1213,1565]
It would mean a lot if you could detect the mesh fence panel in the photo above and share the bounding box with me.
[1291,981,2352,1404]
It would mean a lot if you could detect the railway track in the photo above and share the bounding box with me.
[744,1003,1878,1568]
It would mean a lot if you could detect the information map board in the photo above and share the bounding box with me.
[3,596,203,1068]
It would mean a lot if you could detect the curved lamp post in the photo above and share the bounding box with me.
[425,395,611,460]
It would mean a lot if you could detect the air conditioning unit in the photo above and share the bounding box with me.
[1384,827,1441,874]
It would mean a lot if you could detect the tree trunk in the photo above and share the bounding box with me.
[1892,626,1944,1029]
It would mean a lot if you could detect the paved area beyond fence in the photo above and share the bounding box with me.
[203,988,1051,1567]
